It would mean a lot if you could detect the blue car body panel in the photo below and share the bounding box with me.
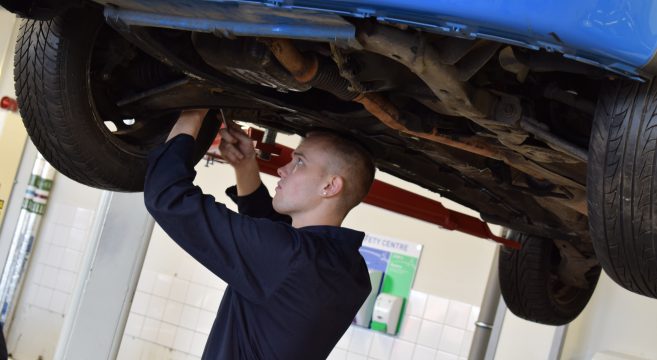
[101,0,657,79]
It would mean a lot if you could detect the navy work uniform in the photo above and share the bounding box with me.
[144,134,371,360]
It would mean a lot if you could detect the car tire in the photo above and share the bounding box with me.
[588,79,657,298]
[14,6,219,192]
[498,231,601,326]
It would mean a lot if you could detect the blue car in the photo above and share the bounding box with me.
[3,0,657,325]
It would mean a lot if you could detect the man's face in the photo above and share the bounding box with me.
[272,137,332,215]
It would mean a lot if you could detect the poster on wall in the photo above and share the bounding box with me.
[358,234,422,334]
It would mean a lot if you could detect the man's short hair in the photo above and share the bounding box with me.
[305,131,375,212]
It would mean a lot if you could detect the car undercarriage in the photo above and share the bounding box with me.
[8,0,657,325]
[94,9,600,247]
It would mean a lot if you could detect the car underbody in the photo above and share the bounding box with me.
[9,0,657,325]
[91,4,600,248]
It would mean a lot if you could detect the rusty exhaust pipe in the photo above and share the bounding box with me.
[266,38,504,160]
[268,39,319,83]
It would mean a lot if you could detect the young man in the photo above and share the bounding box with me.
[144,109,376,359]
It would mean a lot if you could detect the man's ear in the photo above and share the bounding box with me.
[321,175,344,197]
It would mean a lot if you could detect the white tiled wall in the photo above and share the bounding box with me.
[117,228,227,360]
[20,204,93,316]
[5,178,101,360]
[328,290,478,360]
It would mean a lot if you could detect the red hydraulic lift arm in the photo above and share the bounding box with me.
[208,128,520,249]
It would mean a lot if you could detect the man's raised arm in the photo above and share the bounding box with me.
[219,119,292,224]
[144,109,298,301]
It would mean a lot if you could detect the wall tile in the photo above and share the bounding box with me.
[335,325,353,350]
[327,348,348,360]
[459,331,473,357]
[156,322,177,347]
[192,267,219,288]
[141,341,169,359]
[146,295,167,319]
[163,300,184,325]
[201,289,221,311]
[346,353,367,360]
[68,228,86,251]
[35,243,50,266]
[424,295,449,323]
[152,274,173,298]
[132,291,150,315]
[185,283,205,308]
[46,245,64,268]
[190,332,208,357]
[55,269,76,293]
[467,307,480,332]
[52,224,71,247]
[125,314,145,337]
[348,326,374,355]
[23,285,39,306]
[439,326,464,355]
[55,204,76,224]
[170,277,189,304]
[436,351,458,360]
[137,270,156,293]
[196,310,214,334]
[169,350,190,360]
[61,248,82,272]
[389,339,415,360]
[173,327,194,353]
[118,336,143,359]
[179,305,200,330]
[41,265,58,288]
[368,332,394,360]
[416,320,443,349]
[445,301,471,329]
[412,345,437,360]
[406,290,428,317]
[398,316,422,342]
[141,318,161,343]
[73,208,93,230]
[176,257,197,281]
[31,263,45,286]
[34,286,53,309]
[49,290,68,314]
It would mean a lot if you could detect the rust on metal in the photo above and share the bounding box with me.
[269,38,505,161]
[355,93,504,160]
[268,38,318,83]
[266,37,587,215]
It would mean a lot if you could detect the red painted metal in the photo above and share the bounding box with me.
[209,129,520,249]
[1,96,18,112]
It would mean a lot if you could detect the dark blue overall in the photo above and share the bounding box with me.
[144,134,371,360]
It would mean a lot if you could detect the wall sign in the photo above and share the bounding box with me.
[358,234,422,334]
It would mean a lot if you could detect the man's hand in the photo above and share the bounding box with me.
[219,120,263,196]
[166,109,209,141]
[219,121,257,169]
